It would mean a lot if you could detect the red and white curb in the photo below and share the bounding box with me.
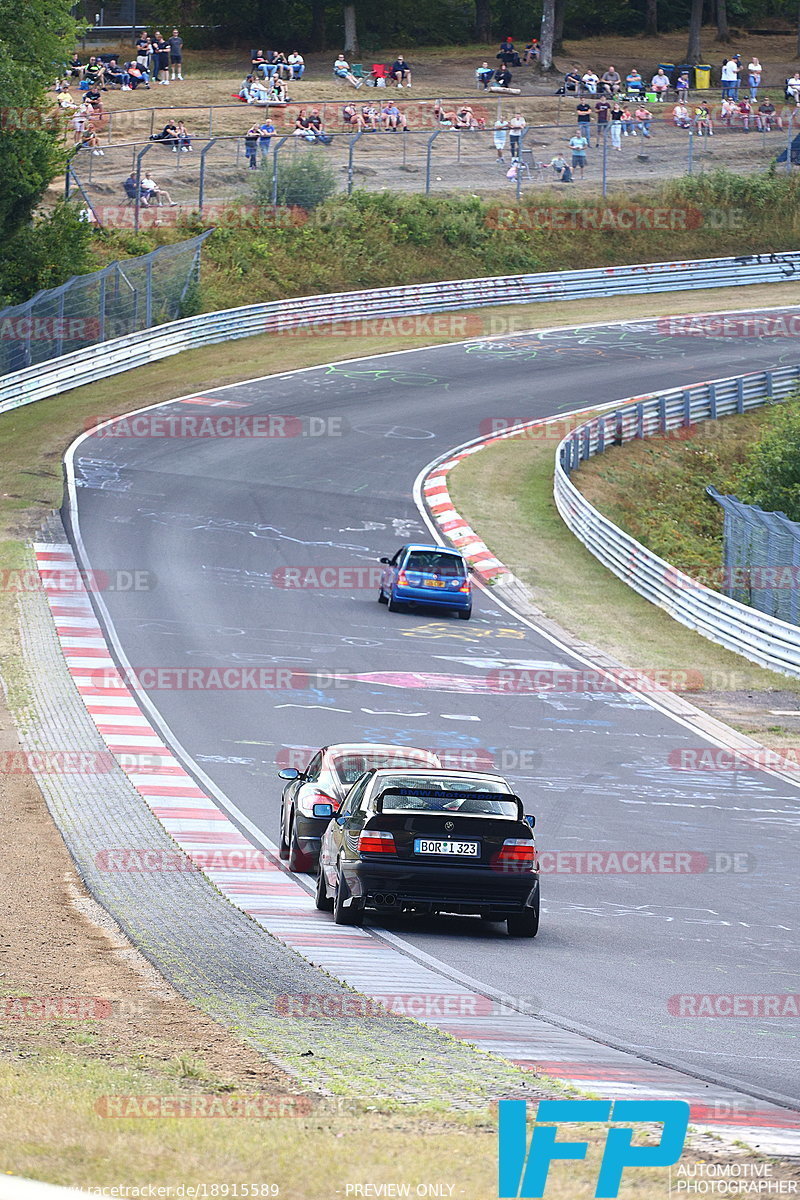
[32,542,800,1154]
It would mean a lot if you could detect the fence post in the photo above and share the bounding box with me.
[347,130,365,194]
[198,138,218,213]
[209,106,213,137]
[56,290,65,359]
[271,135,291,206]
[601,123,609,197]
[98,272,107,343]
[517,127,530,202]
[425,130,442,194]
[145,257,153,328]
[785,110,794,175]
[134,143,155,234]
[687,128,694,175]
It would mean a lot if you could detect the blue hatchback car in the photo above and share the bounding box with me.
[378,543,472,619]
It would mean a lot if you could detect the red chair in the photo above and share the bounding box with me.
[370,63,389,87]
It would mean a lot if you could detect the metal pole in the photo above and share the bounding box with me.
[457,130,461,164]
[271,135,291,206]
[687,128,694,175]
[347,130,365,194]
[198,137,217,212]
[425,130,441,194]
[98,272,107,343]
[516,126,530,202]
[601,123,608,196]
[149,109,155,137]
[134,142,154,234]
[64,163,71,200]
[785,110,794,175]
[209,106,213,137]
[145,257,153,328]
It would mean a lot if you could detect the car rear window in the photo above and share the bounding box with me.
[404,552,465,576]
[374,775,518,818]
[330,750,435,785]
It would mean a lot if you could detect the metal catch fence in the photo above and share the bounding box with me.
[709,486,800,625]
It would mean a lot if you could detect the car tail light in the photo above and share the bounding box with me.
[397,570,409,586]
[449,578,470,591]
[358,829,397,854]
[492,839,536,872]
[299,789,338,816]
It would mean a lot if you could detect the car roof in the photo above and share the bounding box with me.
[322,743,439,756]
[368,767,512,788]
[400,544,466,555]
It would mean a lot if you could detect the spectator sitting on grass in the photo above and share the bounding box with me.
[381,100,403,130]
[672,102,691,128]
[620,105,635,134]
[721,96,738,126]
[634,103,652,136]
[601,66,620,93]
[477,61,495,89]
[104,58,127,88]
[249,76,271,103]
[343,102,365,128]
[334,54,362,88]
[737,97,752,129]
[126,62,149,89]
[175,120,191,150]
[68,52,83,79]
[434,99,458,125]
[361,103,380,129]
[288,51,304,79]
[390,55,411,87]
[650,68,670,100]
[523,39,539,63]
[757,100,781,130]
[625,68,644,96]
[83,56,105,88]
[494,66,513,89]
[564,67,581,92]
[694,101,714,135]
[269,77,289,102]
[550,152,572,181]
[787,73,800,103]
[455,104,484,129]
[80,123,104,155]
[141,172,176,204]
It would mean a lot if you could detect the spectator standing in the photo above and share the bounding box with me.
[576,98,592,135]
[747,57,761,98]
[721,57,739,99]
[594,96,610,145]
[650,68,670,100]
[493,115,508,161]
[568,131,588,178]
[169,30,184,81]
[610,100,623,148]
[152,32,169,83]
[390,55,411,87]
[509,111,526,159]
[244,124,260,168]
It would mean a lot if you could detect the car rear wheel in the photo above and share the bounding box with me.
[377,588,388,604]
[387,592,405,613]
[288,819,314,873]
[315,865,334,911]
[507,901,539,938]
[333,864,364,926]
[457,606,472,620]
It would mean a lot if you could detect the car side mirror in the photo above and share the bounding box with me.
[524,814,535,828]
[278,768,300,780]
[312,802,334,818]
[379,557,391,564]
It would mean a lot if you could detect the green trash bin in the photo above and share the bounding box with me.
[694,64,711,89]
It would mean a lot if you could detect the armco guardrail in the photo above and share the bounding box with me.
[553,364,800,679]
[2,251,799,417]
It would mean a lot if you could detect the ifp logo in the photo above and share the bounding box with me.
[498,1099,689,1197]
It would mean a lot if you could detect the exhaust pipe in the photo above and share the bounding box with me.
[374,893,398,906]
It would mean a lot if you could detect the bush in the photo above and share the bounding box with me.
[253,152,338,212]
[0,203,94,307]
[739,396,800,520]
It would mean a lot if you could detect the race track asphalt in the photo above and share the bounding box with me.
[65,316,800,1105]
